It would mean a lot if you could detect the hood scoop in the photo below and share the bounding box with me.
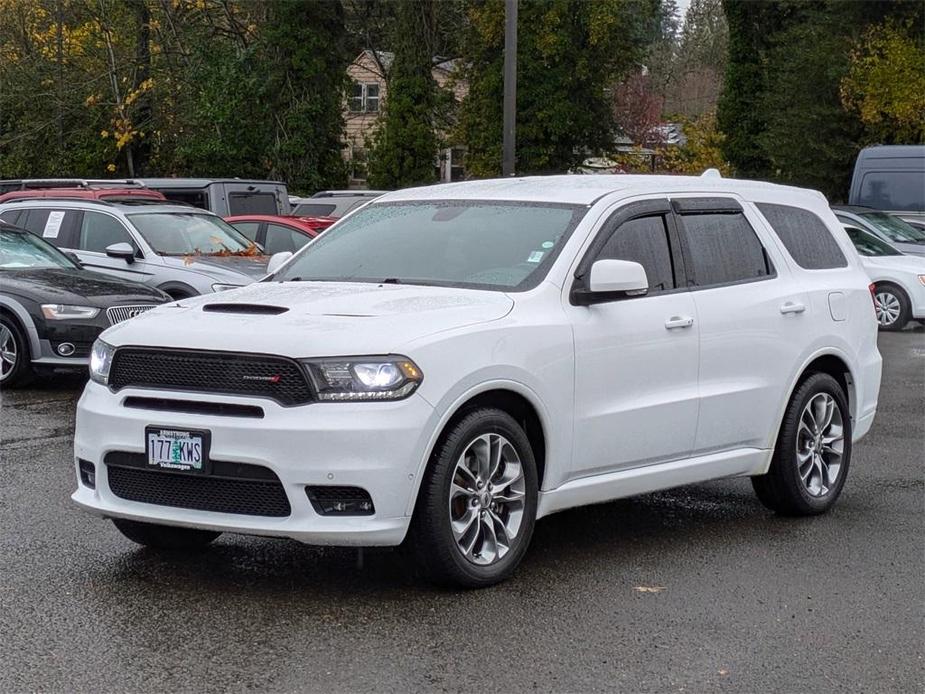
[202,303,289,315]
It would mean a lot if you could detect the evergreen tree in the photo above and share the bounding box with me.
[458,0,663,177]
[367,0,440,189]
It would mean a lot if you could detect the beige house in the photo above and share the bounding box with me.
[344,50,467,188]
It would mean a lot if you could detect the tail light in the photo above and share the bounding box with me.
[868,283,877,312]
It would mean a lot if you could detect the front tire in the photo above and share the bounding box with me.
[752,372,851,516]
[0,315,34,389]
[873,283,910,331]
[112,518,221,550]
[410,408,538,588]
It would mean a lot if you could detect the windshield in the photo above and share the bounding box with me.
[859,212,925,244]
[273,200,586,291]
[0,228,77,269]
[128,212,259,255]
[845,227,902,256]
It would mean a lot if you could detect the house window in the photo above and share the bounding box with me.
[365,84,380,113]
[348,82,380,113]
[350,147,368,181]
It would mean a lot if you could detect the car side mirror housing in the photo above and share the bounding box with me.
[572,259,649,305]
[267,251,293,275]
[105,242,136,264]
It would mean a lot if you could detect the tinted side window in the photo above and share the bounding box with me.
[757,203,847,269]
[230,221,260,242]
[159,189,209,210]
[229,192,277,215]
[859,171,925,211]
[679,212,772,287]
[80,211,134,253]
[0,209,22,225]
[265,224,299,254]
[293,203,336,217]
[18,209,51,236]
[596,215,675,293]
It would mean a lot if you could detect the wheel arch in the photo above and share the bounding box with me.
[156,281,199,299]
[406,381,550,517]
[766,350,857,471]
[0,297,41,358]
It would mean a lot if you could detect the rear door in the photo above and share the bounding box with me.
[673,197,809,455]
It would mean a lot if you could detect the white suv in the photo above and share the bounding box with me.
[72,175,882,587]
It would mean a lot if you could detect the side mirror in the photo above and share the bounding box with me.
[267,251,293,275]
[105,242,135,264]
[572,259,649,305]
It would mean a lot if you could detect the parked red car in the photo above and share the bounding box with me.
[0,188,166,205]
[224,214,335,255]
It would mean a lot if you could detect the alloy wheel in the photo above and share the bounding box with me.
[448,433,526,566]
[874,291,901,327]
[0,324,17,382]
[796,392,844,497]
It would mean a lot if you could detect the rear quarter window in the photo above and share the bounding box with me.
[756,203,847,270]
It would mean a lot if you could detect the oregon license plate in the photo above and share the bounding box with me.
[145,427,210,473]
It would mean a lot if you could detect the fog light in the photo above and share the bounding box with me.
[305,486,374,516]
[78,459,96,489]
[57,342,76,356]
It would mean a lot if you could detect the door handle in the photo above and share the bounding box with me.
[664,316,694,329]
[780,301,806,315]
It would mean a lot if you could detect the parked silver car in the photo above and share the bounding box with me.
[832,206,925,258]
[0,199,269,299]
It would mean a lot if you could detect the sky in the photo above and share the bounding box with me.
[675,0,693,25]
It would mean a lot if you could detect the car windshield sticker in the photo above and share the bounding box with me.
[542,241,554,249]
[43,211,65,239]
[527,250,544,263]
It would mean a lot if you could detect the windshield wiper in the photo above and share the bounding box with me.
[380,278,403,284]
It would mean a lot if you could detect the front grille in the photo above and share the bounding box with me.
[106,458,291,517]
[109,347,314,405]
[107,304,157,325]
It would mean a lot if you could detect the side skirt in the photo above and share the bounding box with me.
[536,448,771,519]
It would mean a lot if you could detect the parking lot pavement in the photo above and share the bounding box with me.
[0,329,922,693]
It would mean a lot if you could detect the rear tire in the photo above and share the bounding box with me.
[0,315,34,389]
[410,408,538,588]
[752,372,851,516]
[112,518,220,550]
[873,283,910,331]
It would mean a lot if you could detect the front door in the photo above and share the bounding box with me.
[73,210,156,285]
[568,199,700,479]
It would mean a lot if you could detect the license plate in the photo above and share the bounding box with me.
[145,427,210,474]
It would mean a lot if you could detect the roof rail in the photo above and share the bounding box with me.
[2,196,116,206]
[0,178,143,190]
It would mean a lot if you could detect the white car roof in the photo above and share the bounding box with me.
[377,174,828,207]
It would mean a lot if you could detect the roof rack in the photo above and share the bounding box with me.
[0,178,142,190]
[2,196,116,206]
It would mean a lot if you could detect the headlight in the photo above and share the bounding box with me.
[41,304,100,320]
[918,274,925,286]
[211,283,244,292]
[302,356,422,401]
[89,339,115,385]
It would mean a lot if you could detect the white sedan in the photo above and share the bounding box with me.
[843,225,925,330]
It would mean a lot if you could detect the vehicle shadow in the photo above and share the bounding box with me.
[81,479,807,603]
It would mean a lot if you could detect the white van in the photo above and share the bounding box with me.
[849,145,925,227]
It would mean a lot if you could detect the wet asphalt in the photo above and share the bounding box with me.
[1,330,922,693]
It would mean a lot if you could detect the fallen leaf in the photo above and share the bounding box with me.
[633,586,666,593]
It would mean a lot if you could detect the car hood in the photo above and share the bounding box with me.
[103,281,515,355]
[159,254,271,282]
[863,254,925,274]
[0,268,168,307]
[889,242,925,257]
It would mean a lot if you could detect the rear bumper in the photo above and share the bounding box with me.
[72,381,436,546]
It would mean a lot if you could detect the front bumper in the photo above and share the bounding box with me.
[72,382,436,546]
